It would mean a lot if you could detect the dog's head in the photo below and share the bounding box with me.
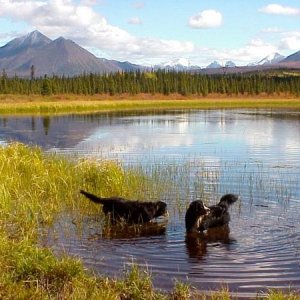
[153,201,168,218]
[185,200,210,233]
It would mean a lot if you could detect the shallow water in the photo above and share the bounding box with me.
[1,109,300,297]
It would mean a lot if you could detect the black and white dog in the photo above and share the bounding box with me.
[80,190,167,224]
[185,194,239,233]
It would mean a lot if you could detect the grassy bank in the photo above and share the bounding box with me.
[0,143,170,299]
[0,94,300,114]
[0,143,299,299]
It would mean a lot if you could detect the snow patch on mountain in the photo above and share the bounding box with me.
[251,53,285,66]
[155,58,202,70]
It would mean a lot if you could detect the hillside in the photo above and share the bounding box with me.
[0,31,138,77]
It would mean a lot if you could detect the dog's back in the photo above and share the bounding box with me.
[198,194,239,231]
[80,190,124,205]
[80,190,167,224]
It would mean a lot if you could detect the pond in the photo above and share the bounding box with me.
[1,109,300,297]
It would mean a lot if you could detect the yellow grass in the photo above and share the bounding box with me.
[0,94,300,115]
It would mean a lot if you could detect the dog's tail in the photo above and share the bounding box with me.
[80,190,106,204]
[218,194,239,208]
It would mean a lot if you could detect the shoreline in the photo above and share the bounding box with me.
[1,94,300,114]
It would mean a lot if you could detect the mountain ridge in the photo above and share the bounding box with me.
[0,31,137,76]
[0,30,300,77]
[282,50,300,63]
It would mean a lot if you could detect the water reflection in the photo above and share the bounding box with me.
[0,110,299,166]
[95,222,167,240]
[185,225,235,260]
[2,109,300,296]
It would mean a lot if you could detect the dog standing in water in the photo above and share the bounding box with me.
[80,190,167,224]
[185,194,239,233]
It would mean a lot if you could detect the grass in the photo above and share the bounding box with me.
[0,143,169,240]
[0,142,180,299]
[0,143,299,299]
[0,94,300,114]
[259,290,300,300]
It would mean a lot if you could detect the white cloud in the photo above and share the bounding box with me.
[0,0,294,67]
[259,4,300,15]
[0,0,195,64]
[128,17,142,25]
[0,31,19,40]
[279,36,300,50]
[188,10,222,29]
[279,31,300,50]
[0,0,45,20]
[80,0,97,5]
[212,39,278,65]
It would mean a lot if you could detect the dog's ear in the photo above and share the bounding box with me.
[153,201,167,217]
[158,201,167,208]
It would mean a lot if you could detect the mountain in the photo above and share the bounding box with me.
[1,31,300,77]
[0,31,51,73]
[0,31,141,77]
[248,53,285,66]
[256,53,285,65]
[206,61,222,69]
[225,61,236,68]
[0,31,51,59]
[155,58,201,71]
[161,58,190,68]
[16,37,123,76]
[281,50,300,63]
[112,60,143,72]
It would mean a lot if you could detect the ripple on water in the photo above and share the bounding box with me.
[41,197,300,297]
[3,109,299,297]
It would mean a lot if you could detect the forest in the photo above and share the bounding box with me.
[0,70,300,97]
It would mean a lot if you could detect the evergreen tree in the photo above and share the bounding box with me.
[41,75,52,96]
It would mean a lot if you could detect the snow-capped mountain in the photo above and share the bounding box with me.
[251,53,285,66]
[206,61,222,69]
[155,58,201,71]
[161,58,191,68]
[225,61,236,68]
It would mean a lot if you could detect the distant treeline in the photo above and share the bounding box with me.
[0,70,300,96]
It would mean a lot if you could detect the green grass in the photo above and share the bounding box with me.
[0,143,299,299]
[0,143,169,240]
[262,290,300,300]
[0,143,176,299]
[0,95,300,114]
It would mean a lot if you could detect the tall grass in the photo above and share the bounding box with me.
[0,143,168,239]
[0,143,177,299]
[0,143,299,299]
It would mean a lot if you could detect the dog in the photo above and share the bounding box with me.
[185,194,239,233]
[80,190,167,224]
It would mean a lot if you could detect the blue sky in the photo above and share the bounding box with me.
[0,0,299,66]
